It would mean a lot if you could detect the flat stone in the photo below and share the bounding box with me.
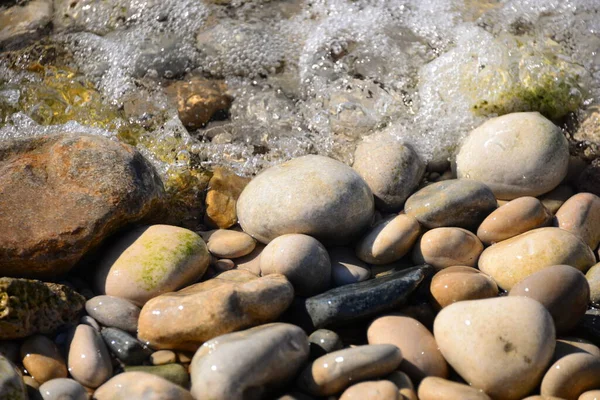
[412,228,483,269]
[586,262,600,307]
[67,324,113,388]
[356,214,421,265]
[0,134,164,278]
[339,380,400,400]
[0,278,85,339]
[237,155,374,245]
[85,295,141,333]
[0,0,52,50]
[204,167,250,229]
[100,327,151,365]
[190,323,309,399]
[151,350,177,365]
[21,335,67,384]
[539,185,574,214]
[308,329,343,359]
[304,265,433,328]
[430,266,498,309]
[404,179,497,230]
[206,229,256,259]
[329,247,370,287]
[541,353,600,399]
[94,372,194,400]
[0,354,27,400]
[555,193,600,250]
[124,364,189,388]
[138,270,294,350]
[417,377,492,400]
[38,378,88,400]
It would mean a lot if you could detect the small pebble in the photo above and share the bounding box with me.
[100,327,151,365]
[234,243,264,275]
[151,350,177,365]
[412,227,483,269]
[94,372,194,400]
[430,266,498,309]
[418,377,492,400]
[328,247,370,287]
[206,229,256,258]
[85,295,141,333]
[38,378,88,400]
[308,329,343,359]
[79,316,100,331]
[20,335,67,384]
[385,371,417,400]
[555,192,600,250]
[586,262,600,307]
[124,364,189,388]
[541,353,600,399]
[67,324,113,388]
[339,380,400,400]
[213,258,235,272]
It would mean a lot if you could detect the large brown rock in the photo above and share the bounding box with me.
[204,167,250,229]
[0,134,165,278]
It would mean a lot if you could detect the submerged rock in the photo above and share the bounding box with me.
[0,0,52,51]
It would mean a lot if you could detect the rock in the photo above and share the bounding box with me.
[0,0,52,51]
[124,364,189,388]
[434,297,556,400]
[339,381,400,400]
[417,377,492,400]
[580,391,600,400]
[79,316,100,331]
[206,229,256,259]
[586,263,600,307]
[190,323,309,400]
[150,350,177,366]
[0,278,85,339]
[367,314,448,381]
[404,179,497,230]
[385,371,417,400]
[0,354,27,400]
[308,329,343,359]
[555,193,600,250]
[95,225,210,306]
[540,353,600,399]
[577,160,600,197]
[237,155,374,245]
[204,167,251,229]
[430,266,498,309]
[478,227,596,290]
[212,258,236,273]
[0,134,164,278]
[138,270,294,350]
[456,112,570,199]
[38,378,88,400]
[132,33,193,79]
[260,234,331,296]
[477,196,552,245]
[352,138,425,211]
[329,247,370,287]
[0,341,19,363]
[67,324,113,388]
[20,335,67,384]
[539,185,574,214]
[305,265,433,328]
[276,392,316,400]
[509,265,589,333]
[100,327,151,365]
[94,372,194,400]
[579,309,600,344]
[412,228,483,270]
[235,243,264,275]
[355,215,421,265]
[85,295,141,333]
[553,338,600,362]
[296,344,403,396]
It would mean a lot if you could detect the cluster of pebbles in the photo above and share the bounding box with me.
[2,110,600,400]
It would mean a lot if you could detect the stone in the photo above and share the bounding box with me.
[509,265,590,333]
[477,196,552,245]
[539,185,575,214]
[355,214,421,265]
[38,378,88,400]
[329,247,370,287]
[151,350,177,365]
[260,234,331,296]
[586,263,600,307]
[0,134,164,278]
[0,341,19,364]
[79,316,100,331]
[434,297,556,400]
[0,278,85,339]
[540,353,600,399]
[385,371,417,400]
[580,391,600,400]
[85,295,141,333]
[212,258,236,273]
[0,354,27,400]
[456,112,570,199]
[352,137,425,212]
[276,392,316,400]
[577,160,600,197]
[308,329,343,359]
[138,270,294,350]
[206,229,256,259]
[553,338,600,363]
[235,243,264,275]
[430,266,498,309]
[190,323,309,399]
[124,364,189,388]
[339,381,400,400]
[305,265,433,328]
[94,372,194,400]
[404,179,497,230]
[237,155,374,245]
[0,0,52,51]
[95,225,210,306]
[417,377,492,400]
[478,227,596,290]
[412,228,484,270]
[67,324,113,388]
[204,167,251,229]
[21,335,67,384]
[579,309,600,344]
[555,193,600,250]
[100,327,151,365]
[296,344,403,396]
[367,314,448,381]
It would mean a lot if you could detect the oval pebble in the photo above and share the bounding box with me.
[430,266,498,309]
[151,350,177,365]
[85,295,141,333]
[586,263,600,307]
[580,390,600,400]
[329,247,370,287]
[356,214,421,265]
[124,364,189,388]
[206,229,256,258]
[541,353,600,399]
[94,371,194,400]
[21,335,67,384]
[38,378,88,400]
[418,377,492,400]
[100,327,151,365]
[555,193,600,250]
[413,228,483,270]
[339,380,400,400]
[385,371,417,400]
[67,324,113,388]
[308,329,343,359]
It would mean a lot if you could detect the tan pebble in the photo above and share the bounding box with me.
[204,167,250,229]
[417,376,492,400]
[496,199,510,206]
[67,324,112,388]
[213,259,235,273]
[329,247,370,287]
[477,196,551,245]
[586,263,600,307]
[553,338,600,363]
[22,375,39,390]
[94,371,193,400]
[555,193,600,250]
[234,243,264,275]
[541,353,600,399]
[430,266,498,309]
[539,185,575,214]
[580,390,600,400]
[20,335,67,384]
[356,214,421,265]
[522,396,565,400]
[339,381,400,400]
[207,229,256,258]
[176,352,194,364]
[385,371,417,400]
[412,228,483,269]
[150,350,177,365]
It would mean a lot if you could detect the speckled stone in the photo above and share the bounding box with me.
[0,354,27,400]
[151,350,177,365]
[20,335,67,384]
[38,378,88,400]
[412,228,483,269]
[100,327,151,365]
[430,266,498,309]
[94,372,194,400]
[308,329,343,359]
[586,263,600,307]
[541,353,600,399]
[339,380,400,400]
[67,324,113,388]
[329,247,370,287]
[206,229,256,259]
[124,364,189,388]
[555,193,600,250]
[418,377,492,400]
[85,295,141,333]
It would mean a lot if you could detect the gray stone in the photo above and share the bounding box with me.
[124,364,189,388]
[308,329,343,359]
[38,378,88,400]
[101,327,151,365]
[0,0,52,51]
[0,354,27,400]
[85,295,141,333]
[328,247,370,287]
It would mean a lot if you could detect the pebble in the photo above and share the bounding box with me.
[20,335,67,384]
[100,327,151,365]
[213,258,235,273]
[434,297,556,400]
[539,185,575,214]
[553,338,600,362]
[94,372,194,400]
[0,0,52,50]
[95,225,210,306]
[206,229,256,258]
[385,371,417,400]
[412,228,483,269]
[478,227,596,290]
[260,234,331,297]
[38,378,88,400]
[477,196,552,245]
[234,243,264,275]
[138,270,294,350]
[125,364,189,388]
[404,179,497,230]
[352,137,425,211]
[417,377,492,400]
[509,265,590,333]
[430,266,498,309]
[204,167,251,229]
[586,263,600,307]
[151,350,177,365]
[67,324,113,388]
[0,341,19,363]
[297,344,403,396]
[305,265,433,328]
[0,354,27,400]
[367,314,448,381]
[540,353,600,399]
[85,295,141,333]
[329,247,371,287]
[236,155,374,245]
[190,323,309,399]
[355,214,421,265]
[339,380,400,400]
[580,391,600,400]
[555,193,600,250]
[456,112,570,199]
[23,376,40,390]
[308,329,344,359]
[79,316,100,331]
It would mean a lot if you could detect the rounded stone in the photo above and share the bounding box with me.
[477,196,552,245]
[417,377,492,400]
[236,155,374,245]
[38,378,88,400]
[356,214,421,265]
[308,329,343,359]
[339,381,400,400]
[541,353,600,399]
[20,335,67,384]
[67,324,113,388]
[539,185,574,214]
[100,327,151,365]
[0,354,27,400]
[553,338,600,363]
[206,229,256,259]
[434,297,556,400]
[260,234,331,297]
[151,350,177,365]
[456,112,570,200]
[430,266,498,309]
[555,193,600,250]
[94,372,194,400]
[352,137,425,212]
[85,295,141,333]
[385,371,417,400]
[79,316,100,331]
[124,364,189,388]
[586,263,600,307]
[329,247,371,287]
[509,265,590,333]
[412,228,484,270]
[580,391,600,400]
[234,243,264,275]
[367,314,448,381]
[478,227,596,290]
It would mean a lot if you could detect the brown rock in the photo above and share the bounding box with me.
[555,193,600,250]
[430,266,498,309]
[20,335,67,384]
[356,214,421,265]
[235,243,264,275]
[206,229,256,259]
[418,377,492,400]
[94,371,194,400]
[339,381,400,400]
[586,262,600,307]
[541,353,600,399]
[204,167,250,229]
[412,228,483,269]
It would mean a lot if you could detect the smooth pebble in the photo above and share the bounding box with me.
[67,324,113,388]
[85,295,141,333]
[430,266,498,309]
[555,193,600,250]
[206,229,256,259]
[329,247,370,287]
[21,335,67,384]
[339,380,400,400]
[412,228,483,270]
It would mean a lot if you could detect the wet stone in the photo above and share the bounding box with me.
[94,371,194,400]
[206,229,256,259]
[339,380,400,400]
[85,295,141,333]
[308,329,344,359]
[38,378,88,400]
[541,353,600,399]
[0,354,27,400]
[418,377,492,400]
[20,335,67,384]
[150,350,177,365]
[67,324,113,388]
[124,364,189,388]
[329,247,371,287]
[586,262,600,307]
[204,167,251,229]
[430,266,498,309]
[412,227,483,270]
[100,327,151,365]
[555,192,600,250]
